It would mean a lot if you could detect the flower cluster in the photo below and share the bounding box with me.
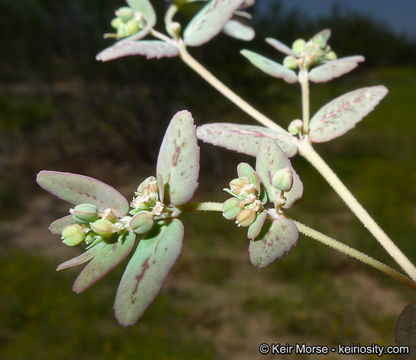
[107,6,145,39]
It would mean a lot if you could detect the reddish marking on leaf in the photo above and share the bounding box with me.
[131,258,150,300]
[172,141,181,167]
[164,247,168,251]
[112,243,118,251]
[320,95,366,123]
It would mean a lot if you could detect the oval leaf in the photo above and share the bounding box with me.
[36,171,129,217]
[223,19,255,41]
[126,0,156,27]
[309,56,364,83]
[241,49,298,83]
[49,215,76,235]
[156,110,200,206]
[309,86,388,143]
[184,0,245,47]
[197,123,298,158]
[255,139,303,208]
[247,210,267,240]
[265,37,295,56]
[114,219,184,326]
[249,216,298,268]
[97,40,179,62]
[395,302,416,359]
[72,232,136,293]
[56,242,106,271]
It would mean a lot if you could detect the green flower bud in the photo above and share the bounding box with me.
[62,224,86,246]
[292,38,306,54]
[116,7,135,22]
[125,19,140,36]
[130,212,154,234]
[272,167,294,192]
[236,208,256,227]
[325,50,337,60]
[111,17,123,30]
[117,24,129,39]
[288,119,303,136]
[223,198,242,220]
[90,219,114,237]
[72,203,99,224]
[313,35,327,49]
[283,56,298,69]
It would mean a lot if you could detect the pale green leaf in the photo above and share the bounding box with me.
[56,242,106,271]
[240,49,298,83]
[223,19,254,41]
[156,110,200,206]
[255,139,303,208]
[309,56,364,83]
[309,86,388,143]
[72,231,136,293]
[196,123,298,158]
[126,0,156,27]
[114,219,184,326]
[247,210,267,240]
[36,171,129,217]
[249,216,298,268]
[49,215,75,235]
[265,37,295,56]
[184,0,245,47]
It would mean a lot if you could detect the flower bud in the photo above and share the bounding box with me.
[325,51,337,60]
[125,19,140,36]
[236,208,256,227]
[283,56,298,69]
[111,17,123,30]
[292,38,306,54]
[72,203,99,223]
[288,119,303,136]
[117,24,129,39]
[272,167,294,192]
[222,198,242,220]
[116,7,135,22]
[62,224,86,246]
[90,219,114,237]
[313,35,327,49]
[130,212,154,234]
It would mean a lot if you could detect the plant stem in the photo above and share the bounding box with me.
[298,140,416,281]
[177,201,223,212]
[294,220,416,291]
[178,44,287,133]
[298,68,310,134]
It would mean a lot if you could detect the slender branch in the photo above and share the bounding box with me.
[150,29,175,44]
[298,68,310,134]
[294,220,416,291]
[298,140,416,281]
[177,201,223,212]
[178,43,287,133]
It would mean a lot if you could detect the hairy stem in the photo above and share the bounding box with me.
[178,201,223,212]
[294,220,416,291]
[178,44,286,133]
[298,68,310,134]
[298,140,416,281]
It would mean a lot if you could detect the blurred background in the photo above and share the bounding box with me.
[1,0,415,359]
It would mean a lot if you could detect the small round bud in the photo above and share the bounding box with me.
[62,224,86,246]
[111,17,123,30]
[283,56,298,69]
[72,203,99,224]
[272,167,294,192]
[292,39,306,55]
[288,119,303,136]
[116,7,135,22]
[236,208,256,227]
[117,24,129,39]
[125,19,140,36]
[325,50,337,60]
[130,212,154,234]
[222,198,242,220]
[90,219,114,237]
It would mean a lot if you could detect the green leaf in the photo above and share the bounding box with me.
[184,0,245,47]
[36,171,129,217]
[395,302,416,356]
[223,19,255,41]
[196,123,298,158]
[126,0,156,27]
[49,215,75,235]
[247,210,267,240]
[249,216,298,268]
[156,110,200,206]
[114,219,184,326]
[240,49,298,83]
[56,242,106,271]
[309,56,364,83]
[96,40,179,62]
[72,231,136,293]
[309,86,388,143]
[255,139,303,208]
[265,37,295,56]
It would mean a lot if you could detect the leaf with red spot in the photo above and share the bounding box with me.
[72,231,136,293]
[156,110,200,206]
[255,139,303,208]
[56,242,106,271]
[249,216,298,268]
[114,219,184,326]
[184,0,245,46]
[36,171,129,217]
[309,86,388,143]
[197,123,298,158]
[49,215,76,235]
[309,56,364,83]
